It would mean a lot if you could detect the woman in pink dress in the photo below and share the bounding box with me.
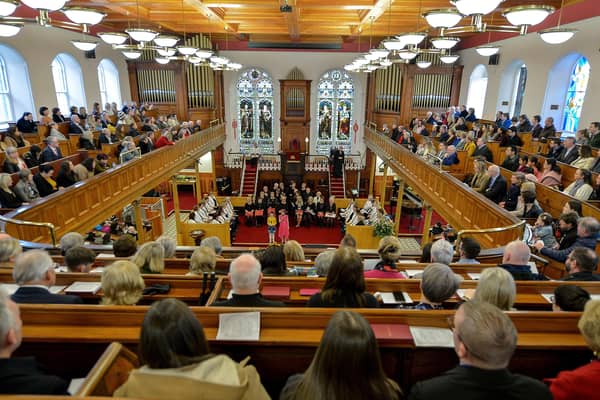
[278,209,290,243]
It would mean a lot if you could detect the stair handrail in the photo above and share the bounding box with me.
[252,155,261,197]
[239,154,247,195]
[342,163,347,199]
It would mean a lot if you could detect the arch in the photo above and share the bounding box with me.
[97,59,122,109]
[465,64,488,118]
[236,68,274,153]
[315,69,354,155]
[0,44,35,125]
[496,59,527,119]
[541,53,590,132]
[563,56,590,132]
[51,53,86,113]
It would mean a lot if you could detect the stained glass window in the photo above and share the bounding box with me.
[316,69,354,155]
[236,69,274,154]
[563,57,590,132]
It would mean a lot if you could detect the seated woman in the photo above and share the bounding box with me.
[131,241,165,274]
[571,145,595,170]
[364,236,405,279]
[412,263,462,310]
[255,245,295,276]
[13,168,39,203]
[280,311,401,400]
[325,195,337,227]
[243,195,255,226]
[55,160,77,188]
[469,158,490,194]
[94,153,111,174]
[550,300,600,400]
[16,112,36,133]
[79,130,96,150]
[187,246,217,275]
[283,240,304,263]
[472,267,516,311]
[33,164,57,197]
[307,246,378,308]
[101,261,145,305]
[511,189,543,219]
[23,144,41,168]
[539,158,562,189]
[2,146,27,173]
[2,126,30,149]
[73,158,95,181]
[563,168,594,201]
[552,284,590,312]
[0,173,22,208]
[114,298,270,399]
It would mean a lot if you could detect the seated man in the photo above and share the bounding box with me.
[441,145,459,166]
[408,301,552,399]
[499,240,543,280]
[431,239,454,265]
[534,216,600,262]
[64,246,96,273]
[562,247,600,281]
[483,165,507,204]
[457,237,481,264]
[501,146,519,172]
[0,289,69,394]
[11,250,83,304]
[211,254,284,307]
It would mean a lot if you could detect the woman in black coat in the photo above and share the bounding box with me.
[55,160,77,188]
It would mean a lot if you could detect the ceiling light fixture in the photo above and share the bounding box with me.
[0,21,21,37]
[503,5,555,28]
[397,32,426,46]
[416,60,432,69]
[126,28,158,43]
[440,54,460,63]
[430,36,460,49]
[63,7,106,26]
[539,0,576,44]
[99,32,128,45]
[0,0,18,17]
[195,48,214,58]
[122,50,142,59]
[21,0,66,11]
[398,50,418,60]
[154,35,179,48]
[450,0,504,16]
[155,57,170,65]
[475,45,501,56]
[423,9,463,28]
[71,39,98,51]
[157,48,177,57]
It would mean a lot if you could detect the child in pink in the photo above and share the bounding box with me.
[278,209,290,243]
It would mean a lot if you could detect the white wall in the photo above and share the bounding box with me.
[458,17,599,128]
[220,50,367,164]
[0,24,130,116]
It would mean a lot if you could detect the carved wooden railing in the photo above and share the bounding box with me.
[364,127,524,248]
[1,125,225,243]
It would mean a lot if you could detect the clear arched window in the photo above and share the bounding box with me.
[0,44,35,126]
[0,57,12,124]
[316,69,354,155]
[237,68,274,154]
[466,65,488,118]
[98,59,122,108]
[51,53,86,113]
[563,56,590,132]
[511,64,527,118]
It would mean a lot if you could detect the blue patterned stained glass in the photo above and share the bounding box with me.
[236,69,274,153]
[563,57,590,132]
[316,69,354,155]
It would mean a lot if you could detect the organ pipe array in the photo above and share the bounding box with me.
[137,68,176,104]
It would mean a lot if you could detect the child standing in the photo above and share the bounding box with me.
[267,211,277,244]
[278,209,289,244]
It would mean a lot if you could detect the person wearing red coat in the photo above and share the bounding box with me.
[155,131,174,148]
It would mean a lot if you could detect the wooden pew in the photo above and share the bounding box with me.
[15,304,590,397]
[75,342,139,397]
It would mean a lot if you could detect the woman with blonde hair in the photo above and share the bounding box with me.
[0,173,22,208]
[101,261,145,305]
[472,267,516,311]
[470,158,490,193]
[188,246,216,275]
[131,241,165,274]
[0,237,22,268]
[365,236,405,279]
[283,240,304,263]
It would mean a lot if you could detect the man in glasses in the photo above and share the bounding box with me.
[408,301,551,400]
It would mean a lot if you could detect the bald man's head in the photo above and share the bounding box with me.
[502,241,531,266]
[228,253,262,293]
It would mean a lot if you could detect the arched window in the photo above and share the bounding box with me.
[511,64,527,118]
[51,53,86,113]
[563,56,590,132]
[0,44,35,125]
[496,60,526,120]
[236,68,274,153]
[466,65,488,118]
[98,59,122,108]
[316,69,354,155]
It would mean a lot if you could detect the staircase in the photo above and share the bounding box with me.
[329,164,346,198]
[241,160,258,196]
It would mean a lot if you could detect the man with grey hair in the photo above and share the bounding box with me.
[156,235,177,258]
[562,247,600,281]
[412,263,462,310]
[314,250,335,277]
[59,232,84,256]
[483,164,507,204]
[211,253,284,307]
[0,288,69,394]
[430,239,454,265]
[408,301,551,399]
[200,236,223,256]
[534,216,600,262]
[499,240,543,280]
[11,250,82,304]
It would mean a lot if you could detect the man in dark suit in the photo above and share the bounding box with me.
[483,165,507,204]
[561,247,600,281]
[212,254,284,307]
[546,137,564,159]
[11,250,82,305]
[0,289,69,395]
[471,137,493,162]
[408,301,552,400]
[39,136,63,163]
[557,137,579,165]
[68,114,85,134]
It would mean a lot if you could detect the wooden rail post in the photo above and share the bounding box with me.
[394,179,405,234]
[422,202,433,245]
